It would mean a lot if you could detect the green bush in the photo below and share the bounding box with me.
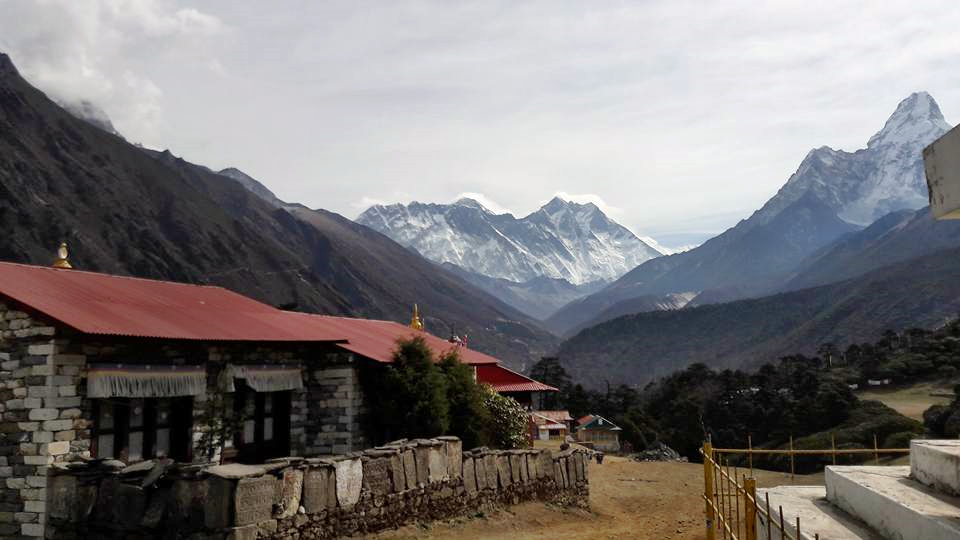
[481,385,530,449]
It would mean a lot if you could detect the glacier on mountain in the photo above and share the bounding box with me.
[356,196,663,285]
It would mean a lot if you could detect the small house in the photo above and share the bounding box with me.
[576,414,622,452]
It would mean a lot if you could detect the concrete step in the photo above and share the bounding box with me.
[912,440,960,496]
[826,465,960,540]
[756,485,882,540]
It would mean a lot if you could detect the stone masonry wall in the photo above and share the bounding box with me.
[0,300,84,539]
[306,353,368,455]
[44,437,589,539]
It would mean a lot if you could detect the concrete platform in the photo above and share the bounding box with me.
[826,466,960,540]
[756,485,881,540]
[913,440,960,496]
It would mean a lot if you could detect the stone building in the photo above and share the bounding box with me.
[0,258,555,538]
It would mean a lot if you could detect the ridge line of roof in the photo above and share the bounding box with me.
[0,261,230,291]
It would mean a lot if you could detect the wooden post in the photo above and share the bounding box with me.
[789,435,795,481]
[744,477,758,540]
[748,434,754,476]
[873,434,880,465]
[703,441,717,540]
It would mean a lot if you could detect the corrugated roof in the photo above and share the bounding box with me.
[0,262,346,342]
[302,314,499,365]
[534,410,574,422]
[476,364,559,393]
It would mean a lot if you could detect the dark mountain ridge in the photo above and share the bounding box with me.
[0,52,555,367]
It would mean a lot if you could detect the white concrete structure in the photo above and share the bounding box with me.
[758,440,960,540]
[912,439,960,496]
[757,486,880,540]
[924,124,960,219]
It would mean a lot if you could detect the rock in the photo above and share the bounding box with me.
[206,463,268,479]
[335,458,362,507]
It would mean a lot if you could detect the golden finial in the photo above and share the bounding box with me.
[52,242,73,269]
[410,304,424,331]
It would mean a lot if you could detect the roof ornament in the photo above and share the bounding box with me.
[410,303,424,331]
[52,242,73,269]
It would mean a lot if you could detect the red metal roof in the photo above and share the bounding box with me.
[0,262,346,342]
[299,314,499,365]
[475,364,559,393]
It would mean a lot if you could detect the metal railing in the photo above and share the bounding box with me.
[701,438,910,540]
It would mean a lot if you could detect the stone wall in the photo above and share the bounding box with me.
[305,354,368,455]
[45,437,589,539]
[0,300,81,539]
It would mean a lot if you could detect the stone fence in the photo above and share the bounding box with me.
[44,436,589,539]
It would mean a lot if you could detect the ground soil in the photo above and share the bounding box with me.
[364,457,821,540]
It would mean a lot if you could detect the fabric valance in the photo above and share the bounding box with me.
[87,364,207,399]
[221,364,303,392]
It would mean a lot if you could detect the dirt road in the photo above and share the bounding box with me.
[365,457,810,540]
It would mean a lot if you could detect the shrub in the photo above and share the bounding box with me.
[481,385,530,449]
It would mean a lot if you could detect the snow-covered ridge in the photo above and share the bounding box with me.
[357,196,664,285]
[757,92,952,227]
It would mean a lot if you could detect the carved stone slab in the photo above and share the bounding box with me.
[538,451,553,482]
[414,446,430,486]
[362,457,392,495]
[401,448,418,490]
[335,458,362,507]
[484,454,498,489]
[388,454,404,493]
[439,437,462,479]
[496,455,511,487]
[428,447,446,483]
[474,456,488,490]
[303,466,337,513]
[276,468,303,519]
[463,458,477,496]
[574,453,585,482]
[234,475,276,526]
[566,455,576,485]
[509,454,523,483]
[48,475,77,521]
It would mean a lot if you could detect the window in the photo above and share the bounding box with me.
[92,397,192,462]
[232,384,291,463]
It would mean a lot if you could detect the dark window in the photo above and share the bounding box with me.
[232,384,291,463]
[92,397,193,462]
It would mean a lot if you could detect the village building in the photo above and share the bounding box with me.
[529,410,573,441]
[0,256,558,538]
[575,414,622,452]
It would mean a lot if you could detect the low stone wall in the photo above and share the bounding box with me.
[44,437,589,539]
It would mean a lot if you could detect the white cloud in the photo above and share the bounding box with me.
[455,193,513,215]
[0,0,224,145]
[3,1,960,240]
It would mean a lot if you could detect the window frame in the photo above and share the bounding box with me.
[92,397,193,463]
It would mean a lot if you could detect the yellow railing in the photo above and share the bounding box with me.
[701,439,910,540]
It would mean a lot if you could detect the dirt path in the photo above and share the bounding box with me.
[364,457,815,540]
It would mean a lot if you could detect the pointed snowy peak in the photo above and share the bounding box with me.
[453,197,491,213]
[868,91,951,148]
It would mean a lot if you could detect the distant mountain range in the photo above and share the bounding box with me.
[547,92,952,336]
[0,52,555,368]
[557,244,960,388]
[356,196,663,320]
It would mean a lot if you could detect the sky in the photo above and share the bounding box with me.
[2,1,960,249]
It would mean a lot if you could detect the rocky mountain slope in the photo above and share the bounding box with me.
[357,197,663,286]
[556,245,960,388]
[784,205,960,291]
[547,92,952,336]
[0,52,555,367]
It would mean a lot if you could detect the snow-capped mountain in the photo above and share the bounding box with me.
[356,196,663,285]
[756,92,950,226]
[546,91,953,335]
